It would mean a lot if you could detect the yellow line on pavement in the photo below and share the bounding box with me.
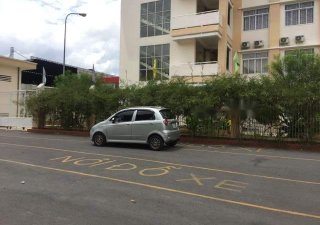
[2,133,319,162]
[0,142,319,185]
[0,158,319,220]
[182,148,320,162]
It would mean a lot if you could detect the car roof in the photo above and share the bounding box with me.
[125,106,166,111]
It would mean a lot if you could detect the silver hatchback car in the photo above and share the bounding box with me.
[90,107,180,150]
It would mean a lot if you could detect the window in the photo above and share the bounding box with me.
[135,110,155,121]
[159,109,175,119]
[243,52,268,74]
[228,2,232,26]
[285,1,314,26]
[113,110,134,123]
[140,0,171,37]
[140,44,170,81]
[0,75,12,82]
[226,47,231,71]
[285,48,314,56]
[243,8,269,31]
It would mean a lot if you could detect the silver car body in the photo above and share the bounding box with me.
[90,107,180,145]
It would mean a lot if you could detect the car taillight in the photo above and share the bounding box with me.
[163,119,169,126]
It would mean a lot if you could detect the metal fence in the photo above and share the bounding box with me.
[3,89,320,143]
[178,104,320,142]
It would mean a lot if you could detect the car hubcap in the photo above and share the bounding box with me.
[95,135,103,145]
[151,137,160,149]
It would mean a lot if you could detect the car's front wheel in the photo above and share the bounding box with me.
[93,132,106,146]
[148,135,164,151]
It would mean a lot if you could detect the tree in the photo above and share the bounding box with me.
[26,89,56,128]
[53,72,95,129]
[26,72,104,129]
[206,74,258,138]
[270,51,320,140]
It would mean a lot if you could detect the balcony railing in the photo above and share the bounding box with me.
[172,10,221,30]
[171,62,219,77]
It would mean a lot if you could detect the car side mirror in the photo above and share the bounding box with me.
[112,117,119,123]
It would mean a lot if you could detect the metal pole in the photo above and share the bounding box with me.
[63,13,86,76]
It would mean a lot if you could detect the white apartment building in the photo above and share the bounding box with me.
[120,0,320,84]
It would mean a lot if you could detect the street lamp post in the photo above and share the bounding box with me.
[63,12,87,75]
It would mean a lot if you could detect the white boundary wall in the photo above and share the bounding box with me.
[0,90,36,118]
[0,117,32,129]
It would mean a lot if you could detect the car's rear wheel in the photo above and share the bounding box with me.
[148,135,164,151]
[93,132,106,146]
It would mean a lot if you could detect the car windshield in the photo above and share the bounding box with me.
[159,109,175,119]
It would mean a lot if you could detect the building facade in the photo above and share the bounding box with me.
[120,0,320,84]
[0,56,37,117]
[22,57,120,88]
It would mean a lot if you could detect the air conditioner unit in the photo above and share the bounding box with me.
[279,37,289,46]
[295,35,305,43]
[254,40,264,48]
[241,41,250,50]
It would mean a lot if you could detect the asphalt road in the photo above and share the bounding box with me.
[0,130,320,225]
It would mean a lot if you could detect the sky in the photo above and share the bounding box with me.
[0,0,121,75]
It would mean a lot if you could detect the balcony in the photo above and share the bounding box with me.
[171,11,222,40]
[171,62,219,77]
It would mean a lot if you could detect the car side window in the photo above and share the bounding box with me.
[113,110,134,123]
[135,110,155,121]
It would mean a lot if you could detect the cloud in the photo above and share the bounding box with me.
[0,0,120,75]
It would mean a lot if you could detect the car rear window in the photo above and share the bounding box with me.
[159,109,175,119]
[135,110,155,121]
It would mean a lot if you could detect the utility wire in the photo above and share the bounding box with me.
[13,50,29,60]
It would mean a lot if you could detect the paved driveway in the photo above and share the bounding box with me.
[0,130,319,225]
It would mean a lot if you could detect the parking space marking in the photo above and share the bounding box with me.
[176,173,216,186]
[214,180,248,193]
[50,155,248,193]
[139,166,181,177]
[0,142,319,185]
[50,156,138,171]
[1,135,319,162]
[1,157,320,220]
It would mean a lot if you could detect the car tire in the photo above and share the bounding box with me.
[148,135,164,151]
[93,132,106,146]
[166,140,178,147]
